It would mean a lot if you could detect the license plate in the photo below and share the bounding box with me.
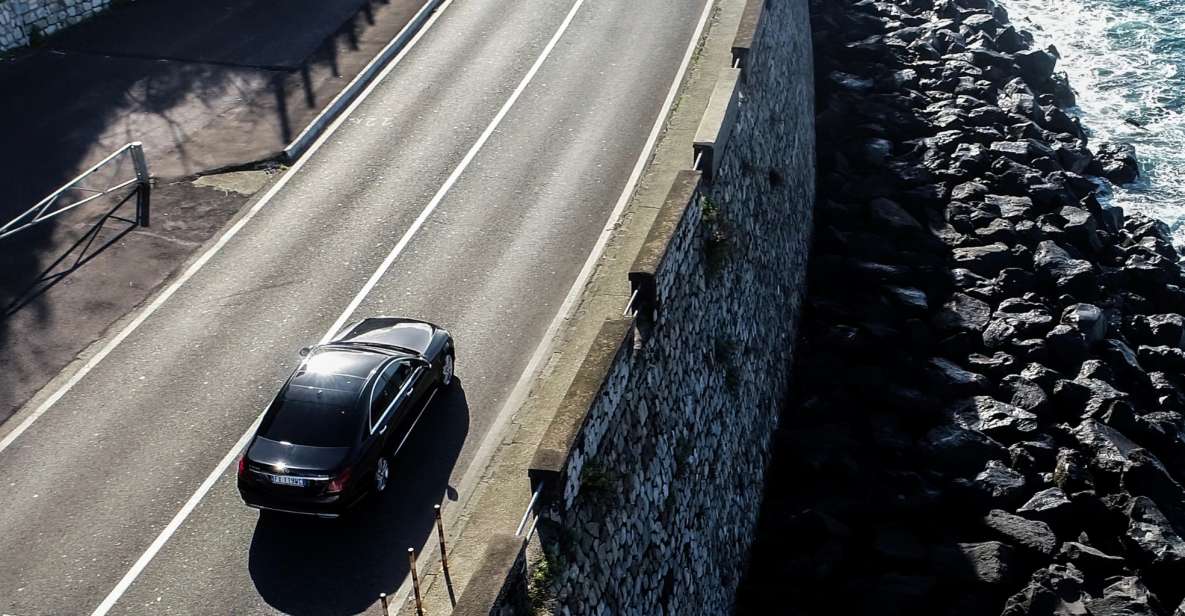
[270,475,307,488]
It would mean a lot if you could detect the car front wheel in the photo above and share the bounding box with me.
[374,457,390,493]
[441,351,455,387]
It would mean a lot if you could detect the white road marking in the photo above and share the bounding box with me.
[89,0,592,613]
[383,0,718,611]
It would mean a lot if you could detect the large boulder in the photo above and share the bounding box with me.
[1092,142,1140,184]
[1000,563,1089,616]
[1034,241,1095,296]
[983,509,1058,557]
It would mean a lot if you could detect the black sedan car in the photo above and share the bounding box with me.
[237,317,454,518]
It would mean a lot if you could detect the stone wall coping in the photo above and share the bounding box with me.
[527,317,635,487]
[692,67,742,182]
[449,533,526,616]
[627,168,702,316]
[731,0,766,72]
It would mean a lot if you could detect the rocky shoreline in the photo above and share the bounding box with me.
[736,0,1185,614]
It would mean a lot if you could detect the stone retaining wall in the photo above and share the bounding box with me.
[0,0,112,52]
[513,0,817,613]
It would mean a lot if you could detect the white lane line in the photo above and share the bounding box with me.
[90,0,587,614]
[0,0,450,457]
[384,0,718,611]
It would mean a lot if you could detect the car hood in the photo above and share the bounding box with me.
[335,318,435,354]
[247,437,351,474]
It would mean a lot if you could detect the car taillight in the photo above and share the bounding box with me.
[327,467,352,494]
[237,456,247,478]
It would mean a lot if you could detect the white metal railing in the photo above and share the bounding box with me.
[0,142,150,240]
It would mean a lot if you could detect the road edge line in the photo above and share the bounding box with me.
[282,0,445,163]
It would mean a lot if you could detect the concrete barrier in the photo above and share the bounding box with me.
[282,0,445,163]
[692,67,742,182]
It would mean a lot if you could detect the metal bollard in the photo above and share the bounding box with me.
[434,504,456,606]
[129,142,151,227]
[379,592,390,616]
[408,547,425,616]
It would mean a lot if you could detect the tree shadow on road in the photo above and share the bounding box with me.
[247,379,470,615]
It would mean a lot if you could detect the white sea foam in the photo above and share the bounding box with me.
[998,0,1185,244]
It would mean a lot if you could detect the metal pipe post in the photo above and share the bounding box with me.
[129,142,151,227]
[408,548,424,616]
[379,592,390,616]
[434,504,456,606]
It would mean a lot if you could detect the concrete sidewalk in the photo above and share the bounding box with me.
[0,0,430,424]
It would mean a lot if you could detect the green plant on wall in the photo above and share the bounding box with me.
[701,196,730,276]
[580,462,616,497]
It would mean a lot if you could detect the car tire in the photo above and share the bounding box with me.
[441,349,455,387]
[374,457,390,493]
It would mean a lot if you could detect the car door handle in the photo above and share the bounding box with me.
[378,425,388,435]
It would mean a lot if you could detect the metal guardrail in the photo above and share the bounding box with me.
[0,142,150,240]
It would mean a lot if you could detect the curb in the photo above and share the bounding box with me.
[281,0,446,163]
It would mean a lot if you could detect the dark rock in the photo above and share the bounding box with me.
[1011,439,1058,477]
[1092,142,1140,184]
[1047,325,1089,368]
[969,459,1028,505]
[1053,448,1095,494]
[1061,303,1107,346]
[1001,374,1051,416]
[934,293,993,333]
[955,242,1014,276]
[949,396,1040,443]
[999,563,1089,616]
[1084,576,1161,616]
[1123,496,1185,571]
[1021,362,1064,391]
[922,423,1008,474]
[1034,241,1095,296]
[1019,487,1074,525]
[885,286,930,314]
[984,509,1058,557]
[969,351,1017,377]
[956,540,1018,586]
[952,180,989,202]
[869,197,924,232]
[1130,314,1185,349]
[1016,48,1058,84]
[1138,346,1185,374]
[987,194,1035,220]
[1057,541,1126,579]
[1073,419,1142,478]
[929,358,992,395]
[997,268,1037,296]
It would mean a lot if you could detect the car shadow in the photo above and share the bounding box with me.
[247,378,470,615]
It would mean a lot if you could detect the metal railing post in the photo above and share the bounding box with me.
[434,504,456,606]
[408,547,425,616]
[129,142,150,227]
[379,592,390,616]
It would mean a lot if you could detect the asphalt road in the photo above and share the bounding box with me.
[0,0,708,613]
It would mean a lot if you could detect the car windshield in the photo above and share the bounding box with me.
[258,350,380,447]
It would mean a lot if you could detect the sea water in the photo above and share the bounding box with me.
[998,0,1185,245]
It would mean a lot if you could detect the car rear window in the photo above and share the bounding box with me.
[260,374,365,447]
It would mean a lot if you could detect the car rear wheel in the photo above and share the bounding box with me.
[374,457,390,493]
[441,351,455,387]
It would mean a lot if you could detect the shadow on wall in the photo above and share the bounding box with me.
[736,1,1020,614]
[0,0,407,420]
[248,380,470,615]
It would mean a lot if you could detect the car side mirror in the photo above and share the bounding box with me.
[298,346,311,357]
